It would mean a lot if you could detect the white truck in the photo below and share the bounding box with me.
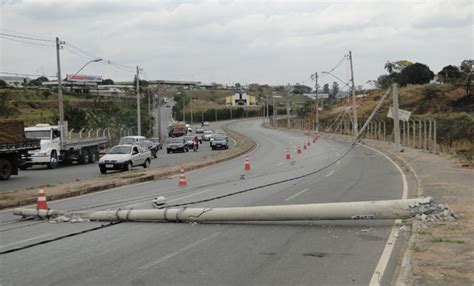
[23,124,108,169]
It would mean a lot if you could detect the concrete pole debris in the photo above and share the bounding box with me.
[13,197,458,223]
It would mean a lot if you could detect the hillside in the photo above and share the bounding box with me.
[320,84,473,165]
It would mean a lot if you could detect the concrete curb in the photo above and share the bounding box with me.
[0,121,257,210]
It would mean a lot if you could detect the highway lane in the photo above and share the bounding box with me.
[0,103,234,193]
[1,119,407,285]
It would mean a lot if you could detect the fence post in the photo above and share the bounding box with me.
[96,128,102,137]
[79,128,85,139]
[411,120,416,148]
[433,120,438,154]
[418,120,422,149]
[423,120,427,151]
[68,129,74,140]
[428,120,433,152]
[383,121,386,141]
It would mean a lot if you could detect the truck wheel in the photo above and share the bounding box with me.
[89,151,97,163]
[78,150,90,165]
[0,159,12,180]
[47,151,58,169]
[99,166,107,174]
[143,159,150,168]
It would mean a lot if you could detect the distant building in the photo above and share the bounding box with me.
[226,92,256,106]
[0,76,30,87]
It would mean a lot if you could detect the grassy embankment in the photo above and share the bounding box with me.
[320,84,473,165]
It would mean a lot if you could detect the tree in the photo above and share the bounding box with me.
[0,79,7,88]
[322,83,330,94]
[331,82,339,99]
[376,75,392,89]
[398,62,435,86]
[101,79,114,85]
[437,65,462,84]
[460,60,473,96]
[385,60,413,74]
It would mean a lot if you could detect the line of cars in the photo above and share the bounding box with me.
[98,136,161,174]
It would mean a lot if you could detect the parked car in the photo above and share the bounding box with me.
[149,138,163,150]
[141,140,158,158]
[211,136,229,150]
[202,121,210,126]
[119,136,147,145]
[184,136,195,148]
[99,144,151,174]
[187,127,193,133]
[166,137,189,153]
[196,128,205,134]
[202,130,214,141]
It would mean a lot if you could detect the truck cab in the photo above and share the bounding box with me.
[24,124,61,169]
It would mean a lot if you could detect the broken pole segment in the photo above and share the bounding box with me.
[85,197,433,222]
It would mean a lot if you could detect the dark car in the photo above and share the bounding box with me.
[211,136,229,150]
[149,138,163,150]
[141,140,158,158]
[166,137,189,153]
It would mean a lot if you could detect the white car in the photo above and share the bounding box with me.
[99,144,151,174]
[202,130,214,141]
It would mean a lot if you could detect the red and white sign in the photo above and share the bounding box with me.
[67,74,102,82]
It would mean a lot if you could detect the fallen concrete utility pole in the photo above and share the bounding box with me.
[13,198,436,222]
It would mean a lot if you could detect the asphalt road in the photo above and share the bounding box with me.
[0,103,234,193]
[0,119,406,285]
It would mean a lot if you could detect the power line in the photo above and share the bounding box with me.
[325,54,348,75]
[0,35,55,47]
[0,28,53,40]
[0,32,54,42]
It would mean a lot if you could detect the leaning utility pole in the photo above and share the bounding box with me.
[348,51,358,137]
[55,37,65,148]
[136,66,141,136]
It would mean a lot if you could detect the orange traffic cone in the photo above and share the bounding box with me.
[313,137,316,143]
[303,141,307,150]
[304,130,309,135]
[178,166,187,187]
[36,185,48,210]
[297,144,302,154]
[244,157,251,171]
[307,140,311,147]
[285,148,291,160]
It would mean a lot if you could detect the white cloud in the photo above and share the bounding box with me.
[0,0,472,86]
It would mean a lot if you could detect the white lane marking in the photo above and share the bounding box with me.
[0,232,54,249]
[276,161,284,167]
[325,170,335,177]
[337,160,340,165]
[285,188,309,201]
[363,144,408,286]
[138,232,221,270]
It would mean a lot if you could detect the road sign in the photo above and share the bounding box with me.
[67,74,103,82]
[387,107,411,121]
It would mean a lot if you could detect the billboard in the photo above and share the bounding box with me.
[66,74,103,82]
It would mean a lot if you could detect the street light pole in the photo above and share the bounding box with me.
[136,66,141,136]
[314,72,320,133]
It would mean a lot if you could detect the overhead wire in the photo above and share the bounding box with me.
[0,35,55,47]
[0,32,54,42]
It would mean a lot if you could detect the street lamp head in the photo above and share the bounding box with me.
[93,58,103,63]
